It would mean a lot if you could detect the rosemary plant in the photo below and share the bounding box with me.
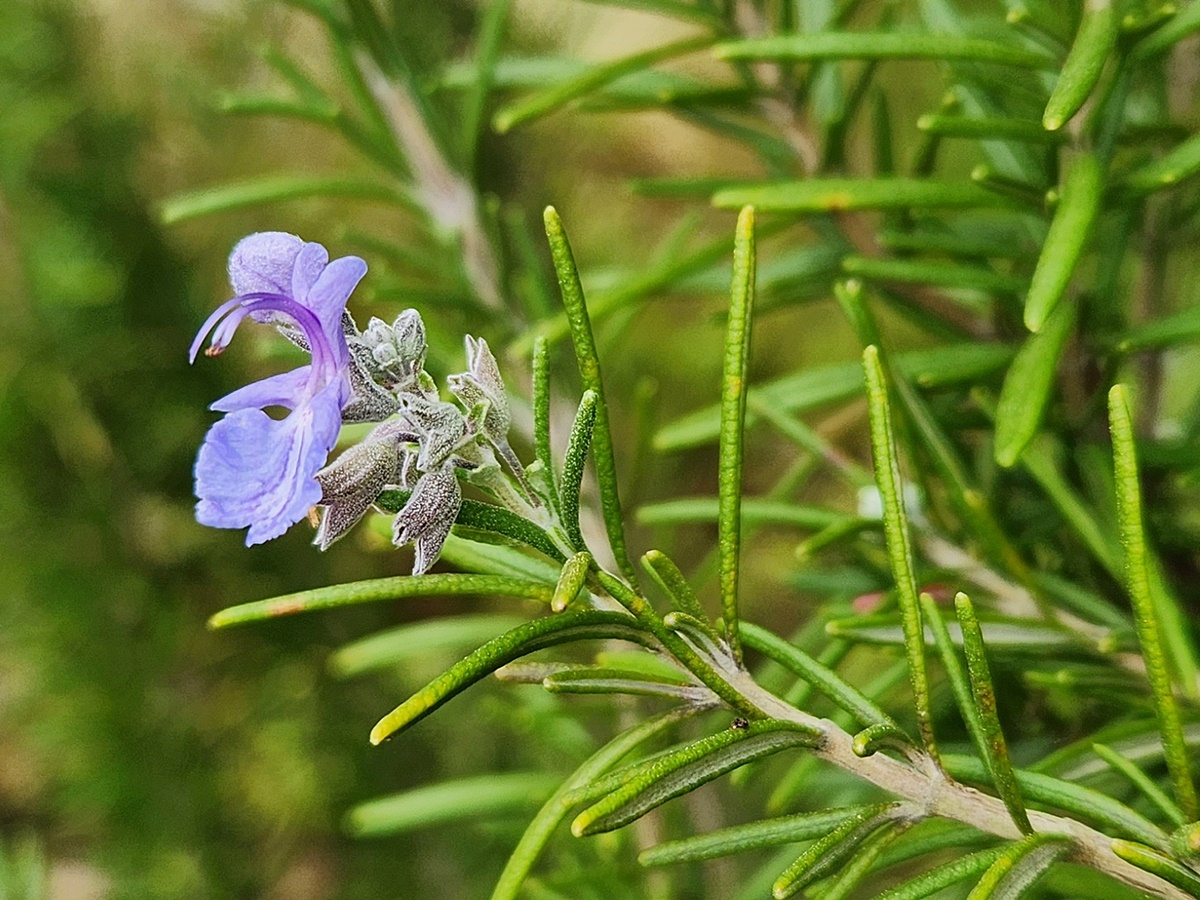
[169,0,1200,896]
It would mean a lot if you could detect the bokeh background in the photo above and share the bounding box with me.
[3,1,1198,898]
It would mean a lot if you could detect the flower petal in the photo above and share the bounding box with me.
[291,241,330,305]
[210,366,312,413]
[195,381,343,546]
[228,232,303,297]
[307,256,368,351]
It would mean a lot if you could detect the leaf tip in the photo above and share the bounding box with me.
[1042,114,1064,132]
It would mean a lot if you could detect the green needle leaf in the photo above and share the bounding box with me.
[1121,132,1200,194]
[369,610,655,744]
[917,113,1069,144]
[713,178,1015,213]
[819,821,908,900]
[876,845,1008,900]
[1111,840,1200,897]
[740,622,901,731]
[542,666,708,702]
[718,206,756,663]
[346,772,560,838]
[967,833,1072,899]
[544,207,637,582]
[1042,0,1117,131]
[560,390,598,552]
[954,592,1033,834]
[1109,385,1198,820]
[1092,744,1187,827]
[160,174,415,224]
[493,34,716,132]
[532,336,562,515]
[641,550,708,622]
[1023,154,1102,332]
[863,345,938,760]
[637,498,845,529]
[771,803,905,899]
[208,574,554,629]
[491,710,692,900]
[551,551,592,612]
[571,721,822,836]
[1114,306,1200,352]
[1130,0,1200,58]
[715,33,1055,67]
[842,255,1027,295]
[995,296,1079,466]
[640,806,873,866]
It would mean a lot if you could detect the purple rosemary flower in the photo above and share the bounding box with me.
[190,232,366,546]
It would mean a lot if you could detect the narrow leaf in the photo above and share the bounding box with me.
[827,611,1086,652]
[713,178,1014,213]
[955,592,1033,834]
[160,174,414,224]
[876,845,1008,900]
[995,296,1079,466]
[863,345,937,759]
[369,610,655,744]
[920,594,992,764]
[491,710,692,900]
[560,391,598,552]
[917,113,1068,144]
[718,206,756,662]
[543,666,709,702]
[209,574,553,629]
[1092,743,1187,827]
[571,721,822,836]
[741,622,900,731]
[1109,385,1198,819]
[1023,154,1102,332]
[715,33,1054,67]
[642,806,872,867]
[641,550,708,622]
[1130,0,1200,58]
[1122,132,1200,194]
[842,255,1026,295]
[437,534,561,584]
[852,721,914,758]
[552,551,592,612]
[1111,840,1200,897]
[544,207,637,582]
[1115,306,1200,352]
[772,803,904,899]
[347,773,558,837]
[1043,0,1117,131]
[637,497,845,529]
[819,822,908,900]
[531,337,561,514]
[967,833,1071,899]
[494,34,716,132]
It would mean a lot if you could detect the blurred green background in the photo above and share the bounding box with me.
[2,0,1198,898]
